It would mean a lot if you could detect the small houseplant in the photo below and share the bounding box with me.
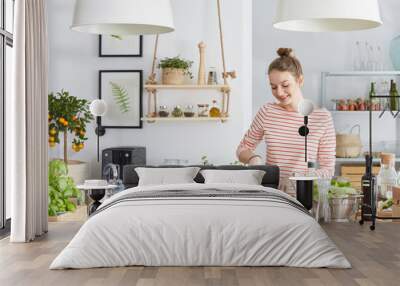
[158,56,193,85]
[48,160,81,216]
[48,90,94,164]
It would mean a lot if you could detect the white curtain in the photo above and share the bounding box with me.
[7,0,49,242]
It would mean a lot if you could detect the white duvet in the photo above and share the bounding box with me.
[50,183,351,269]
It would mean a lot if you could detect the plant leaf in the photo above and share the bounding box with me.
[111,35,123,40]
[110,82,130,113]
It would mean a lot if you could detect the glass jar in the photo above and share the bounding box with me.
[209,100,221,117]
[158,105,169,117]
[207,67,218,85]
[377,153,397,199]
[184,105,195,117]
[171,105,183,117]
[197,104,209,117]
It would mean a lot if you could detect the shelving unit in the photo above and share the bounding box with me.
[321,71,400,230]
[335,157,400,163]
[144,84,229,90]
[321,71,400,109]
[143,84,231,123]
[142,0,235,124]
[141,116,228,123]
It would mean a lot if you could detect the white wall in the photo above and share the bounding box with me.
[47,0,252,178]
[253,0,400,157]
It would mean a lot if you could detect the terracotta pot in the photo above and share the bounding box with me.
[162,68,185,85]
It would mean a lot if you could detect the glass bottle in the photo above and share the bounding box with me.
[377,153,397,200]
[369,82,376,110]
[207,67,218,85]
[209,100,221,117]
[390,80,399,111]
[361,154,377,221]
[353,41,361,71]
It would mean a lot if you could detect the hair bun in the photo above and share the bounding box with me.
[277,48,294,58]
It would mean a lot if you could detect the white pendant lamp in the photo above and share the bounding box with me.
[71,0,175,35]
[274,0,382,32]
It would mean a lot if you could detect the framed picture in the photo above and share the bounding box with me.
[99,35,143,57]
[99,70,143,129]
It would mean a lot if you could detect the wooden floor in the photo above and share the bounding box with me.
[0,221,399,286]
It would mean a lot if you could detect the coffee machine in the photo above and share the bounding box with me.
[102,147,146,180]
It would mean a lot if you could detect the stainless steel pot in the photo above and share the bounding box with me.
[329,195,360,222]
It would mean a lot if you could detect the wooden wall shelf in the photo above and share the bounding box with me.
[142,117,228,123]
[144,84,230,90]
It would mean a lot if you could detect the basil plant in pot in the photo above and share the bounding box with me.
[48,159,82,217]
[48,90,94,185]
[159,56,193,85]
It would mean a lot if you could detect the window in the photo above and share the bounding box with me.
[0,0,14,233]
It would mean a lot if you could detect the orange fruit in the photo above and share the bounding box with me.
[72,115,78,121]
[72,144,79,152]
[63,121,68,127]
[49,137,55,143]
[79,131,86,136]
[49,128,57,135]
[78,143,84,149]
[49,142,56,148]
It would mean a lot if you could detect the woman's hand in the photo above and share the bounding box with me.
[248,155,263,165]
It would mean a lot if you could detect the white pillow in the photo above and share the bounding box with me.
[135,167,201,186]
[200,169,266,185]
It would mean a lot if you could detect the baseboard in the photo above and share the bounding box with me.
[0,218,11,239]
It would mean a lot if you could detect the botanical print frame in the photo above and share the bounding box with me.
[99,70,143,129]
[99,35,143,57]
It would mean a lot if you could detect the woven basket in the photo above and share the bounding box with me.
[336,125,363,158]
[162,68,185,85]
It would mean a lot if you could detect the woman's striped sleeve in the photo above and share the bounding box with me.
[236,107,265,158]
[315,112,336,178]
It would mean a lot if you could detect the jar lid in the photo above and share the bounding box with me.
[380,152,395,165]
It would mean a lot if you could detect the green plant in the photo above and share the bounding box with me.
[110,35,123,40]
[158,56,194,79]
[48,90,94,164]
[110,82,130,113]
[201,155,209,166]
[230,160,244,166]
[48,160,81,216]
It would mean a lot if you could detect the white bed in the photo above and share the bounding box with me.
[50,183,351,269]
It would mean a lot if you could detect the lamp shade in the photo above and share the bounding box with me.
[274,0,382,32]
[90,99,107,117]
[71,0,175,35]
[298,99,314,116]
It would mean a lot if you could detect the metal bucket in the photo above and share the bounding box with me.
[329,196,358,222]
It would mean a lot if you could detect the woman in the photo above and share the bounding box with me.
[237,48,336,194]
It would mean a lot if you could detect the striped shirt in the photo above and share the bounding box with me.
[237,103,336,179]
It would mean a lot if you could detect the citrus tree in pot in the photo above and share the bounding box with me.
[159,56,193,85]
[48,90,94,184]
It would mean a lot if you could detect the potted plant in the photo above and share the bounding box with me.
[48,90,94,184]
[158,56,193,85]
[48,159,82,218]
